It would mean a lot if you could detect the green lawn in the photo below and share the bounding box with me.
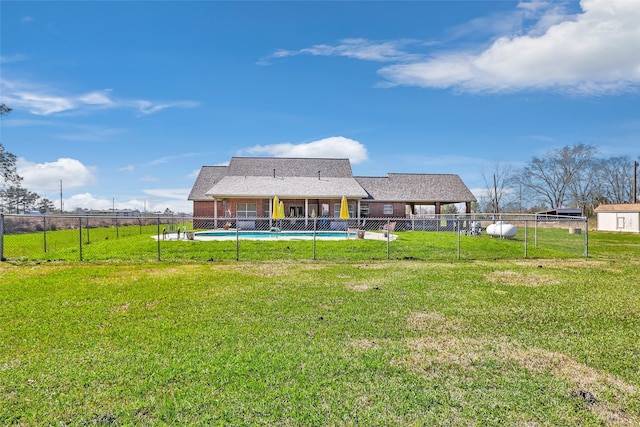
[3,224,589,262]
[0,231,639,425]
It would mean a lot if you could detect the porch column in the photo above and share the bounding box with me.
[435,202,441,215]
[269,198,273,228]
[357,200,361,226]
[213,198,218,228]
[305,198,309,227]
[465,202,471,214]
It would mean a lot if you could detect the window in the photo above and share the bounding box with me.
[334,203,354,217]
[290,206,304,217]
[383,204,394,215]
[236,203,257,218]
[360,204,369,215]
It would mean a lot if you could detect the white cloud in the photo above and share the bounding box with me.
[16,157,97,193]
[9,91,75,115]
[0,78,198,116]
[187,169,202,179]
[133,100,199,116]
[64,193,113,211]
[0,54,28,64]
[143,188,193,213]
[77,90,114,106]
[264,38,427,64]
[242,136,369,164]
[119,164,135,173]
[143,188,191,200]
[380,0,640,94]
[62,191,192,213]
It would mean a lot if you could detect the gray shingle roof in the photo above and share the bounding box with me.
[205,176,368,198]
[189,159,476,203]
[355,174,477,203]
[227,157,354,178]
[188,166,228,200]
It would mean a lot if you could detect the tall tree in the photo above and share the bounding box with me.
[0,145,21,188]
[1,104,22,189]
[37,197,56,214]
[0,104,12,116]
[481,161,515,213]
[513,144,597,209]
[0,186,39,213]
[594,156,635,204]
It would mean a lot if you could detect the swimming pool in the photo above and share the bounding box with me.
[194,230,357,240]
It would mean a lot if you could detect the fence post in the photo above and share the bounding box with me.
[0,213,5,261]
[584,217,589,257]
[78,216,83,261]
[43,215,47,253]
[157,216,161,261]
[457,218,461,260]
[313,217,317,261]
[236,222,239,261]
[524,220,528,258]
[386,218,390,260]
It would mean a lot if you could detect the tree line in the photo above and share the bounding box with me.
[481,144,639,215]
[1,104,57,214]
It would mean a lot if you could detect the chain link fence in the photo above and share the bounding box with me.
[0,213,588,262]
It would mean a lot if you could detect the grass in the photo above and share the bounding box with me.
[3,223,589,262]
[0,231,639,425]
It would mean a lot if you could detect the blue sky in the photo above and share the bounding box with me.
[1,0,639,213]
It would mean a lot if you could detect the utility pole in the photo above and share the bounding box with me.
[493,174,499,214]
[60,180,63,212]
[634,161,638,204]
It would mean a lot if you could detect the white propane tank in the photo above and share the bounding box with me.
[486,221,517,238]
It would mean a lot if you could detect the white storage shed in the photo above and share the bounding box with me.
[594,203,640,233]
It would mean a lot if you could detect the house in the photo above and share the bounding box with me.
[594,203,640,233]
[188,157,476,228]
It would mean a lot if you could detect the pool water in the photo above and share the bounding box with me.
[194,230,356,240]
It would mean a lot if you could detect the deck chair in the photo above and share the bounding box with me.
[381,221,396,236]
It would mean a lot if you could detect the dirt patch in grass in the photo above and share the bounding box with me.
[348,284,371,292]
[511,258,627,273]
[485,270,560,287]
[504,345,639,427]
[405,336,485,368]
[349,338,379,350]
[231,262,326,277]
[398,314,640,427]
[407,311,463,333]
[109,302,131,313]
[346,277,387,292]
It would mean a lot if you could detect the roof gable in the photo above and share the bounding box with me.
[188,166,228,200]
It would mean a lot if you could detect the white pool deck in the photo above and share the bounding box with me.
[153,229,398,241]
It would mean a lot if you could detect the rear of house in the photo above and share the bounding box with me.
[188,157,477,229]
